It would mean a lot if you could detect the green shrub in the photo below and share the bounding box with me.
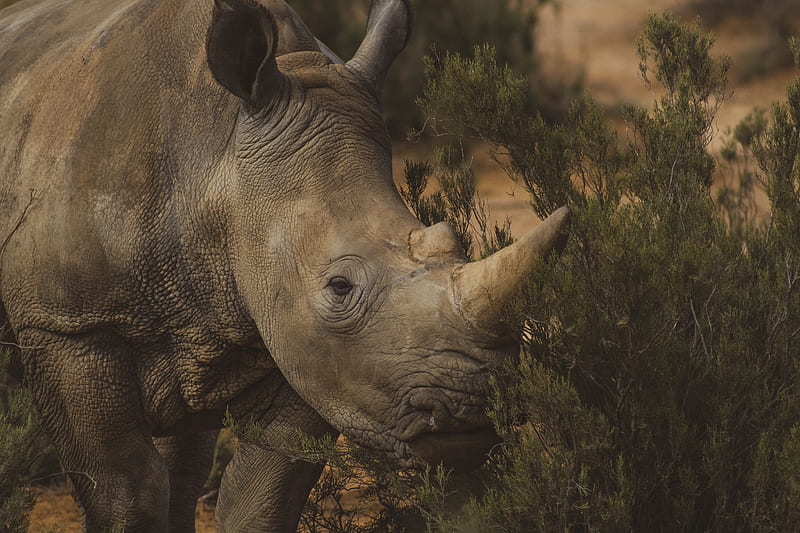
[407,12,800,532]
[225,412,450,532]
[202,429,235,499]
[0,350,43,532]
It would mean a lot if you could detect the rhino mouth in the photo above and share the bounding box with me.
[391,395,499,471]
[407,427,500,472]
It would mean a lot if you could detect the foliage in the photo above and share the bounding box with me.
[0,350,43,532]
[416,12,800,531]
[743,39,800,530]
[399,153,513,260]
[203,429,235,499]
[716,108,768,239]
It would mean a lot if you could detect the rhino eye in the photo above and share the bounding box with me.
[328,277,353,296]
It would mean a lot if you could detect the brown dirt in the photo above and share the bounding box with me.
[27,0,798,530]
[28,485,217,532]
[28,477,365,532]
[28,486,80,533]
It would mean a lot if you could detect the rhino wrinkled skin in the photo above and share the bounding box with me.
[0,0,569,531]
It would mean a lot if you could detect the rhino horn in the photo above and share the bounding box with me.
[207,0,286,107]
[452,206,570,333]
[347,0,412,97]
[409,222,466,264]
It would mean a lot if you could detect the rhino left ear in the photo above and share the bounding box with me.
[347,0,412,99]
[206,0,285,107]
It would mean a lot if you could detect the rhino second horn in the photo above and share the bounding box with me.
[452,206,570,334]
[347,0,412,97]
[409,222,466,264]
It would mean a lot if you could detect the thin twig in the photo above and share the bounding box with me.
[690,298,711,358]
[29,471,98,490]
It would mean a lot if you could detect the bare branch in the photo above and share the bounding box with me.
[29,470,98,490]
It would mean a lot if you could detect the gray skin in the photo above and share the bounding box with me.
[0,0,569,531]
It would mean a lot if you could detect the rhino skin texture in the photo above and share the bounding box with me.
[0,0,569,531]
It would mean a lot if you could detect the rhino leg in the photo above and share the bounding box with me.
[154,431,218,533]
[20,329,170,532]
[216,386,335,533]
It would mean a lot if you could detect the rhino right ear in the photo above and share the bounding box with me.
[206,0,285,107]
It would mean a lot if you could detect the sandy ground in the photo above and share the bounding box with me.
[27,0,798,530]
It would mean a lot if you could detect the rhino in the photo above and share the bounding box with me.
[0,0,569,531]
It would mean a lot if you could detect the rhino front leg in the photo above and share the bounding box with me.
[20,329,170,532]
[216,442,328,533]
[154,431,218,532]
[216,385,336,533]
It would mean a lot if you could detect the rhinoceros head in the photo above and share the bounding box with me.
[205,0,569,471]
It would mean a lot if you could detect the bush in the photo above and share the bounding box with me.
[225,412,451,532]
[0,350,45,532]
[414,12,800,532]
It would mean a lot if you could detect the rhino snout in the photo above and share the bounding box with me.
[394,411,500,472]
[387,369,502,471]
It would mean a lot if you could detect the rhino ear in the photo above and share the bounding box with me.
[207,0,284,107]
[347,0,412,98]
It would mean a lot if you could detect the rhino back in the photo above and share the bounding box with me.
[0,0,248,342]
